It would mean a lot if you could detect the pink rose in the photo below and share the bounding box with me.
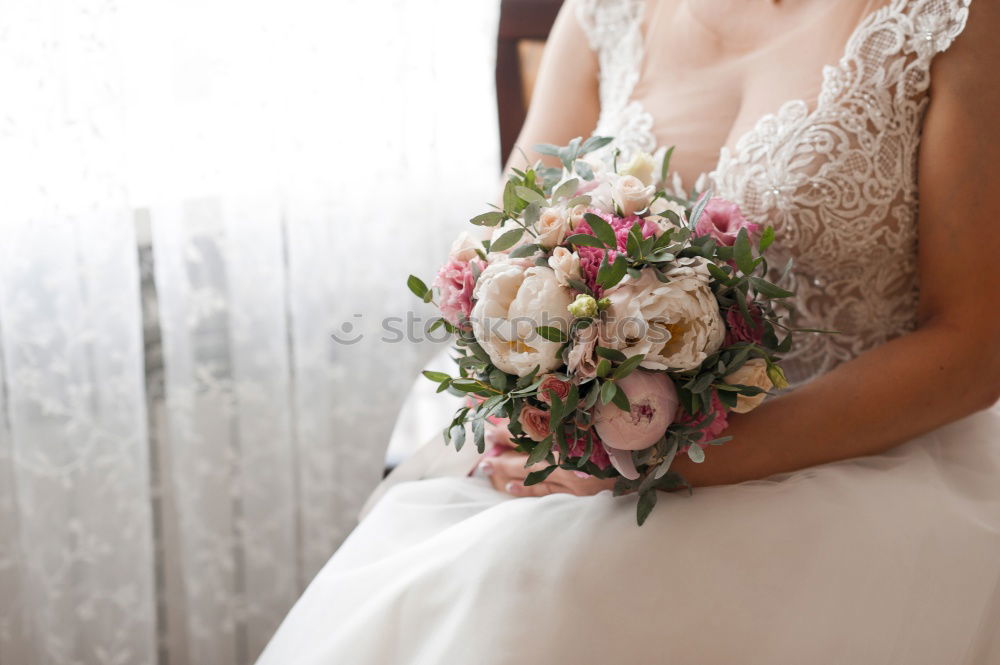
[694,197,760,246]
[566,322,606,382]
[676,390,729,446]
[434,259,481,326]
[724,304,765,346]
[537,375,570,404]
[565,429,611,470]
[594,371,679,452]
[519,404,550,442]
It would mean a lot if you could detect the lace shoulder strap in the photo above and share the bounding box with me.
[574,0,645,115]
[827,0,971,106]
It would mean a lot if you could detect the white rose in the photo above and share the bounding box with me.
[567,203,589,231]
[621,151,657,186]
[723,358,774,413]
[603,261,724,371]
[548,246,581,287]
[612,175,655,217]
[471,263,573,376]
[534,206,572,249]
[449,231,484,262]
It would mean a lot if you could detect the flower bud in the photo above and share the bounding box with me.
[568,294,599,318]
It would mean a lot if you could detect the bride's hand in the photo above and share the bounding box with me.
[478,449,616,497]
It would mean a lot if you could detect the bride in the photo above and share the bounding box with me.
[259,0,1000,662]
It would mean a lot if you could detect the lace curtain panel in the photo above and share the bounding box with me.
[0,1,501,663]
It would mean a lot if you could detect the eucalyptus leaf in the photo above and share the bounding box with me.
[491,227,525,253]
[535,326,568,343]
[526,434,554,466]
[421,370,451,383]
[470,211,504,227]
[584,213,617,248]
[611,384,631,412]
[636,490,658,526]
[509,243,541,258]
[612,353,645,380]
[565,233,607,249]
[552,178,579,202]
[406,275,428,299]
[687,443,705,463]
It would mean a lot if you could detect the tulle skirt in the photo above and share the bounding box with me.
[256,405,1000,665]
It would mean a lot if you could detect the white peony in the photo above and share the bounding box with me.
[534,206,573,249]
[548,246,581,287]
[723,358,774,413]
[471,263,573,376]
[602,259,724,371]
[612,174,655,217]
[449,231,485,262]
[648,198,688,231]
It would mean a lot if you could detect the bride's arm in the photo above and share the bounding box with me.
[671,4,1000,487]
[486,2,1000,496]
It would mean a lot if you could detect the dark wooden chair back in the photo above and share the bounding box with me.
[496,0,565,166]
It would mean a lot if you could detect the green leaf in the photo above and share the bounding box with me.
[470,211,504,227]
[451,423,467,452]
[636,489,658,526]
[574,159,595,180]
[473,418,486,453]
[598,253,628,290]
[612,353,646,380]
[565,233,608,249]
[734,228,755,275]
[600,380,617,404]
[491,227,525,253]
[533,143,561,157]
[552,178,579,202]
[407,275,429,300]
[535,326,567,343]
[584,213,617,248]
[596,347,627,362]
[596,357,612,379]
[687,443,705,463]
[686,372,715,394]
[526,434,554,466]
[566,278,593,295]
[611,384,632,412]
[502,180,520,214]
[516,186,546,206]
[509,243,541,258]
[749,276,794,299]
[688,189,712,231]
[580,135,613,155]
[759,225,775,252]
[523,465,558,486]
[659,145,675,185]
[421,370,451,383]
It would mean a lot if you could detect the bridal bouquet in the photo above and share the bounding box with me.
[407,137,797,524]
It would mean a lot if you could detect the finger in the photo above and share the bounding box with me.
[504,479,557,497]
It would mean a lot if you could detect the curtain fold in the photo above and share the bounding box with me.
[0,0,501,663]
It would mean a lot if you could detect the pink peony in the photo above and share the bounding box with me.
[565,428,612,470]
[537,375,570,405]
[676,390,729,447]
[519,404,550,442]
[574,209,659,294]
[434,259,481,326]
[594,371,679,452]
[724,304,765,346]
[694,197,760,246]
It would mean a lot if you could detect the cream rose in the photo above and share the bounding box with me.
[471,263,573,376]
[723,358,774,413]
[621,151,657,186]
[449,231,485,262]
[603,260,724,371]
[534,206,572,249]
[612,174,655,217]
[548,246,581,287]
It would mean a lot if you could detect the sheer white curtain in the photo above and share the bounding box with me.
[0,1,500,663]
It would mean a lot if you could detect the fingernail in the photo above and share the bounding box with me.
[478,461,495,477]
[505,481,522,495]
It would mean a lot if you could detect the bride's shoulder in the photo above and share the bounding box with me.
[928,0,999,94]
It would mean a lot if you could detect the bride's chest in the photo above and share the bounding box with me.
[628,0,885,186]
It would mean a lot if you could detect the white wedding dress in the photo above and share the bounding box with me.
[257,1,1000,662]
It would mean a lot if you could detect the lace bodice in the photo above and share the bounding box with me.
[576,0,971,384]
